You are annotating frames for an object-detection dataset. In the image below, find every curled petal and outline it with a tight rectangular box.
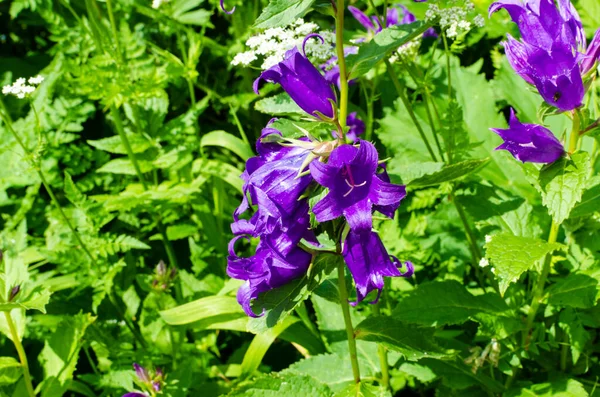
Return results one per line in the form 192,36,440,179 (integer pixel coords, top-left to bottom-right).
302,33,324,57
220,0,235,14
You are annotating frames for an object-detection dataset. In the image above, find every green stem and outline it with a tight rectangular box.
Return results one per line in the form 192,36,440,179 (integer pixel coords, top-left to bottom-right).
108,104,179,269
372,303,390,390
442,33,452,99
105,0,123,63
568,112,581,153
4,311,35,397
385,59,438,162
450,190,482,263
337,263,361,384
522,221,559,348
336,0,349,128
229,105,250,146
560,334,569,371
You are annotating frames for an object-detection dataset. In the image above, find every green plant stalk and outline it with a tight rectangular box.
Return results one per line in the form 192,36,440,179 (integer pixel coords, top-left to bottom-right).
442,33,452,99
105,0,123,63
336,0,349,128
522,221,559,347
4,311,35,397
337,263,361,383
560,333,569,371
385,59,438,162
450,190,482,263
568,112,581,153
372,303,390,390
108,104,179,269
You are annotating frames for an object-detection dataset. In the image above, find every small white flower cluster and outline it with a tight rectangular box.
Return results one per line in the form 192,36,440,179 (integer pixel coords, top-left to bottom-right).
231,19,337,70
389,40,421,63
425,1,485,39
152,0,168,9
2,75,44,99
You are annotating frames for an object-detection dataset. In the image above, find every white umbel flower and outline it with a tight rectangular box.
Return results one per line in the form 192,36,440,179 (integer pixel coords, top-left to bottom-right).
425,0,484,38
152,0,168,9
479,258,490,268
2,75,43,99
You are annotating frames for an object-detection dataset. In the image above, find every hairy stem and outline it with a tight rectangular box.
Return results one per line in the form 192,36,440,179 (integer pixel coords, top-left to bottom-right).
385,59,438,162
336,0,349,128
337,263,361,383
568,111,581,153
372,303,390,389
4,311,35,397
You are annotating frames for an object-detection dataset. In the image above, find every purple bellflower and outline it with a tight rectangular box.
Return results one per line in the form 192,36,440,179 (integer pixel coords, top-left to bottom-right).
490,0,600,111
349,4,437,40
309,140,406,232
330,112,366,142
343,230,413,305
254,47,337,119
490,108,564,163
123,364,163,397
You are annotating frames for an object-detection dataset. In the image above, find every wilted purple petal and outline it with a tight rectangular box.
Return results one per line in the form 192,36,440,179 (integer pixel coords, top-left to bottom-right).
254,47,336,119
349,5,377,32
490,108,564,163
343,230,413,305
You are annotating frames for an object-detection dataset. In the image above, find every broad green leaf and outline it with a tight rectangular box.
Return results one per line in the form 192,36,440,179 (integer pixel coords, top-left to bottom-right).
87,133,153,154
559,308,590,365
570,177,600,218
547,273,599,309
170,0,213,26
38,313,96,397
160,295,246,328
408,158,490,188
398,362,437,383
392,280,509,326
254,0,316,29
578,0,600,31
246,254,340,333
287,353,362,392
240,316,299,378
346,23,430,79
505,378,588,397
96,158,155,175
332,382,391,397
532,152,590,224
201,130,254,161
354,316,452,360
228,372,330,397
0,286,52,314
419,358,504,393
0,357,21,386
255,93,304,116
192,158,243,193
485,233,562,295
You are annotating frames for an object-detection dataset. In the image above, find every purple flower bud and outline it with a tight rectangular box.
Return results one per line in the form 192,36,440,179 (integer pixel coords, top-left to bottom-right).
343,230,413,305
254,47,337,119
309,140,406,232
8,285,20,301
152,382,161,392
220,0,235,14
490,108,564,163
133,363,150,384
349,6,378,33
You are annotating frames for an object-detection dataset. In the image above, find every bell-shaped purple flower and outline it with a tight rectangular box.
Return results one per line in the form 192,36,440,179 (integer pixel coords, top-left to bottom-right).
234,122,314,235
490,108,564,163
346,112,366,142
254,47,336,119
350,4,437,38
343,230,413,305
309,140,406,232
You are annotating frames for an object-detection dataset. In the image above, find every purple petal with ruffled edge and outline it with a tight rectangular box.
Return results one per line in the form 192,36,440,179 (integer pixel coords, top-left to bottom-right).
343,230,413,305
310,140,406,232
349,5,377,32
254,47,336,118
582,29,600,74
220,0,235,14
490,108,564,163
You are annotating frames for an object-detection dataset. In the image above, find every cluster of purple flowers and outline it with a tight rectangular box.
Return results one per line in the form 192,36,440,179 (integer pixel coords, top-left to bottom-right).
228,14,415,315
489,0,600,163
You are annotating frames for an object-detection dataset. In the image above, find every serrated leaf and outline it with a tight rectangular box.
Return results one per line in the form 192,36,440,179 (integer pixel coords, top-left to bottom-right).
534,152,590,224
332,382,391,397
0,357,21,386
246,254,340,333
408,158,490,188
419,358,504,393
485,233,562,295
287,354,359,392
354,316,452,361
392,280,509,326
228,372,330,397
201,130,254,161
255,92,304,116
547,273,598,309
570,177,600,218
505,378,587,397
346,23,430,79
254,0,316,29
559,308,590,365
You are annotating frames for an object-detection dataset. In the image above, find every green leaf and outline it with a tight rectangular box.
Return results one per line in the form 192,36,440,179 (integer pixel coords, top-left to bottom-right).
559,308,590,365
578,0,600,31
332,382,391,397
419,358,504,393
570,177,600,218
505,378,588,397
0,357,21,386
246,254,340,333
255,93,304,116
287,354,361,392
201,130,254,161
485,233,562,295
170,0,213,26
354,316,452,360
87,133,153,154
254,0,316,29
346,23,430,79
408,158,490,188
228,372,331,397
192,158,243,193
392,280,509,326
160,295,247,330
38,313,96,397
547,273,599,309
532,152,590,224
96,158,155,175
240,316,299,378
